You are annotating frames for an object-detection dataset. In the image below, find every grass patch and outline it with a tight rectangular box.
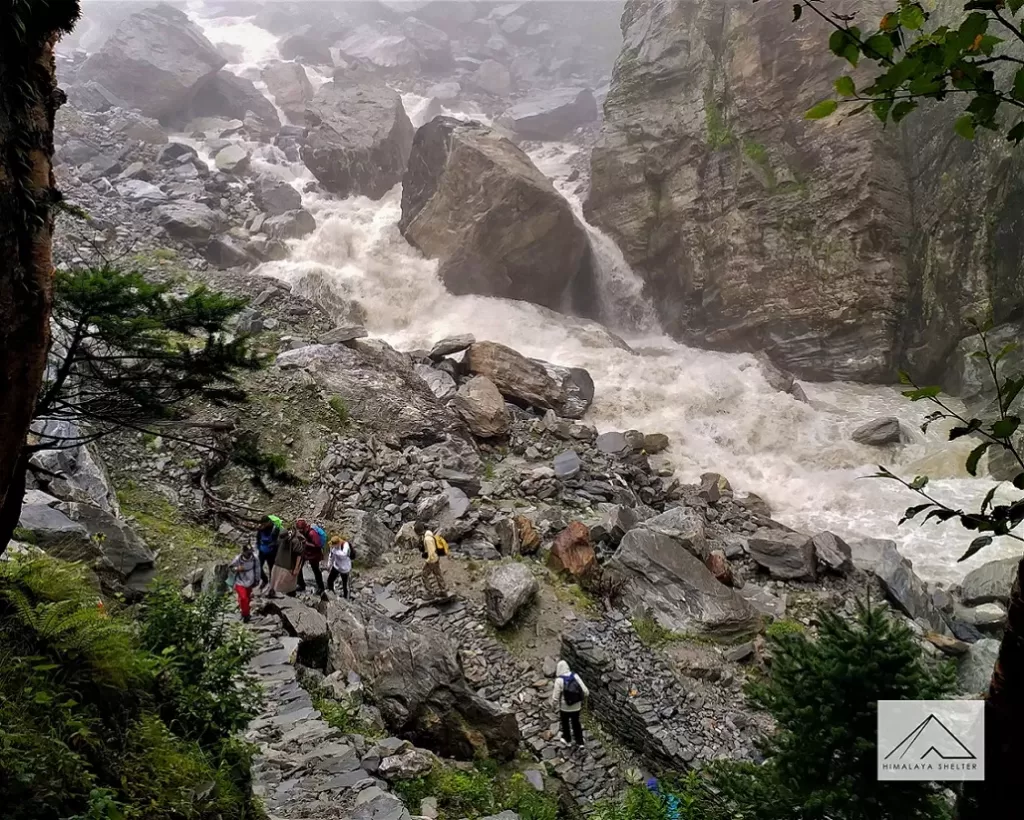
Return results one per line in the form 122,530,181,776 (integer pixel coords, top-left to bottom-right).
631,615,684,648
483,460,496,481
549,574,599,614
705,96,734,149
311,690,384,739
328,395,349,425
116,479,231,579
765,618,807,640
393,764,557,820
12,527,37,545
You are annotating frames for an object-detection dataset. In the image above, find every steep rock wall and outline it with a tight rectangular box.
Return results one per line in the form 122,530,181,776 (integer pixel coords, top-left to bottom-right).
586,0,1024,382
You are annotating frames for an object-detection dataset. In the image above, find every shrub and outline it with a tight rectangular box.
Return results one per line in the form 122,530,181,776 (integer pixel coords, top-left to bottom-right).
393,764,559,820
630,615,681,648
0,556,260,820
329,395,349,424
763,618,805,640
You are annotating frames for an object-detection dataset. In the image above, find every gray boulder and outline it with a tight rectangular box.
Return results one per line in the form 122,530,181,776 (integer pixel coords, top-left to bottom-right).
213,144,251,175
77,4,226,122
608,529,759,639
302,81,414,200
415,364,457,402
335,509,394,566
326,600,521,760
261,60,314,124
959,557,1020,606
596,431,628,455
264,209,317,240
429,334,476,359
176,70,280,137
401,17,453,72
59,502,156,594
639,507,708,559
553,450,582,480
874,543,951,635
337,25,422,74
748,529,816,581
485,563,539,627
849,537,897,574
276,341,469,445
254,176,302,216
497,87,598,139
29,421,119,513
958,638,1000,694
453,375,510,438
399,118,592,312
116,180,167,205
474,59,512,96
852,417,907,446
17,504,94,562
464,342,570,414
155,202,223,241
811,531,853,574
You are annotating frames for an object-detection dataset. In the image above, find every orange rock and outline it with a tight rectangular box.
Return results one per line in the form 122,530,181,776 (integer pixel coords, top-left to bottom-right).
705,549,734,587
547,521,597,579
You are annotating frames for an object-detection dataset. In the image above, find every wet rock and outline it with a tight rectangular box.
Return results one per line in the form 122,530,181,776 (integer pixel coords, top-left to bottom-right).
302,81,414,200
416,364,458,402
958,638,1000,694
453,376,510,438
264,209,317,240
485,563,539,627
213,144,251,175
326,600,521,761
464,342,564,412
596,431,628,455
811,531,853,574
497,87,598,139
852,417,907,446
609,529,759,638
77,4,226,121
429,334,476,360
254,175,302,216
178,70,280,137
748,529,816,581
548,521,597,579
874,543,951,635
643,433,670,454
262,60,314,124
699,472,733,504
959,557,1019,606
399,119,592,312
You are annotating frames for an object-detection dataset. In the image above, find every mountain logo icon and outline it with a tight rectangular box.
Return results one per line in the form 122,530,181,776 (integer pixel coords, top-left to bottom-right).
884,714,977,761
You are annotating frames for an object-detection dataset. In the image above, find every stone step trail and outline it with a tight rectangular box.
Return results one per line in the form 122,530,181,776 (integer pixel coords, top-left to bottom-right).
381,571,627,803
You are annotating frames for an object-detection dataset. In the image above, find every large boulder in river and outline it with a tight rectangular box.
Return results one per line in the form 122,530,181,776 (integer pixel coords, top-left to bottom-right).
851,417,907,446
399,117,593,311
173,70,280,137
301,81,414,200
326,600,521,761
261,60,314,125
77,4,226,122
276,340,469,445
608,529,759,639
497,88,598,140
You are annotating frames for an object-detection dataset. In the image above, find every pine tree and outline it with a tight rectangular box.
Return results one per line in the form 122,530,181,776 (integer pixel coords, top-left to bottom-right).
0,265,288,550
740,601,955,820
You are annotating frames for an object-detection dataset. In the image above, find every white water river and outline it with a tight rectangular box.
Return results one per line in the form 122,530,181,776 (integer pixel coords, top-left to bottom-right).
182,3,1020,585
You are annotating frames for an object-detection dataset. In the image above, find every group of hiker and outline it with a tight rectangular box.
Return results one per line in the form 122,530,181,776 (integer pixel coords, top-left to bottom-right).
228,515,354,623
228,513,593,748
227,516,453,622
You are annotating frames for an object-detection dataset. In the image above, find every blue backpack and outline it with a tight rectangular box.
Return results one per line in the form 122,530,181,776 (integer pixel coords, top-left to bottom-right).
312,525,328,549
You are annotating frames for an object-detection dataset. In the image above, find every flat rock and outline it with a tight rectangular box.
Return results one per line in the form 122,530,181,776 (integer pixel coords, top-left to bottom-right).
497,87,598,139
811,531,853,574
748,529,816,581
415,364,458,402
322,325,369,345
960,557,1019,606
429,334,476,359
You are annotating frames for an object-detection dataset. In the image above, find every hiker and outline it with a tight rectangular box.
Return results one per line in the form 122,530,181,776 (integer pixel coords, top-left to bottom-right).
415,522,449,598
255,514,283,589
551,660,589,748
645,777,681,820
326,535,352,599
268,529,302,598
229,544,259,623
294,518,327,595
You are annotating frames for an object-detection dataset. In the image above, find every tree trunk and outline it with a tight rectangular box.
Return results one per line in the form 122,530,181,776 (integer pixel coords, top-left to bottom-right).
0,30,64,555
959,556,1024,817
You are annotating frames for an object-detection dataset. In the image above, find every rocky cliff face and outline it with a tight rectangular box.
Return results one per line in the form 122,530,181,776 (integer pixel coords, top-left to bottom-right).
586,0,1024,382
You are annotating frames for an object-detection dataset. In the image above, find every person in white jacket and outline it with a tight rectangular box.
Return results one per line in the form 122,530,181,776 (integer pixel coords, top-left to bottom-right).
551,660,589,747
326,536,352,599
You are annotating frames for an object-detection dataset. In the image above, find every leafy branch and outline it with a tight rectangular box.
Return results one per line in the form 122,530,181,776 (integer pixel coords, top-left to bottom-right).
772,0,1024,142
870,319,1024,561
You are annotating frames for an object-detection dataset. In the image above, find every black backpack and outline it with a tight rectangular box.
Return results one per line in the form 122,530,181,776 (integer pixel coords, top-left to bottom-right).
562,674,583,706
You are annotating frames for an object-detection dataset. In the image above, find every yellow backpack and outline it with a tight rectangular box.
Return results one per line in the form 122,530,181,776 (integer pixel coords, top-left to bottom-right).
435,535,450,556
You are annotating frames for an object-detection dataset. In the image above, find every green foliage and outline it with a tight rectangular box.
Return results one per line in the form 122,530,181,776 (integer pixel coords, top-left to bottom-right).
589,774,735,820
876,322,1024,561
784,0,1024,141
0,556,259,820
12,525,37,544
705,96,735,148
139,582,261,748
764,617,806,640
393,765,558,820
310,689,383,739
738,600,956,820
328,395,350,424
631,615,682,648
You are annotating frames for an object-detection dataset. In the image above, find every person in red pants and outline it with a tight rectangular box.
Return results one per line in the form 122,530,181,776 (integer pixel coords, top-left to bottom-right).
229,544,259,623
